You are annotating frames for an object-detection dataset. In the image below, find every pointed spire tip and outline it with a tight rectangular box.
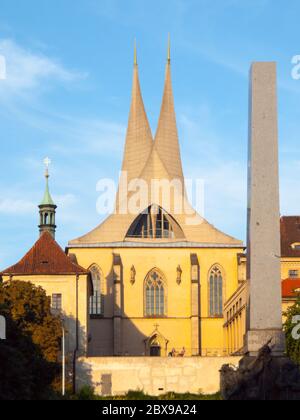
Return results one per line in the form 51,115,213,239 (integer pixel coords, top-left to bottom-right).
134,38,137,66
167,34,171,64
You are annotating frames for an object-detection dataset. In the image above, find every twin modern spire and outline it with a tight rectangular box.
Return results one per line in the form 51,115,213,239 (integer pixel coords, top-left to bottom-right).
120,41,153,185
154,37,184,184
69,43,243,245
120,38,184,189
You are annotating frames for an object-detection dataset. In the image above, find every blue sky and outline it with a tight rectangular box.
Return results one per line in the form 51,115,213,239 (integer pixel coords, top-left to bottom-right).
0,0,300,267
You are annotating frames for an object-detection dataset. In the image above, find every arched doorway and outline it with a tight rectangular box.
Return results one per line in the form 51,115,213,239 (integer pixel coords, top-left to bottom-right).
149,337,161,357
144,328,169,357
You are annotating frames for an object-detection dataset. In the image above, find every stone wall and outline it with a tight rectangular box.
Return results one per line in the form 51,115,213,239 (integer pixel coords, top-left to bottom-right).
76,356,242,396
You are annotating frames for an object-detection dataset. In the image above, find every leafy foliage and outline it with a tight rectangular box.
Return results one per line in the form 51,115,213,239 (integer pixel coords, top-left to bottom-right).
72,386,222,400
283,296,300,365
0,280,62,400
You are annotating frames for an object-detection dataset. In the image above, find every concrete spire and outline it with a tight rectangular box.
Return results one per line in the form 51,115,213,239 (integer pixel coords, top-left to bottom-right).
69,46,243,246
120,42,153,185
134,38,137,66
167,33,171,63
154,37,184,185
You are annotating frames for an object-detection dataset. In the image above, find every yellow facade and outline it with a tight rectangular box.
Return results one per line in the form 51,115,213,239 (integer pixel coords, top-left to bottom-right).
281,258,300,279
59,45,247,359
224,256,300,354
68,245,243,356
1,273,90,356
63,50,247,358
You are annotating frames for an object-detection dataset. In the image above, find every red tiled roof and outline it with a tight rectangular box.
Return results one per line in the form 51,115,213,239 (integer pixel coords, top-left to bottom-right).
0,231,88,276
281,216,300,258
282,278,300,298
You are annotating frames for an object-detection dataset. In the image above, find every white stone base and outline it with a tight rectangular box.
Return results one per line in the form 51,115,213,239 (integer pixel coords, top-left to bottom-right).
76,356,242,396
245,329,285,357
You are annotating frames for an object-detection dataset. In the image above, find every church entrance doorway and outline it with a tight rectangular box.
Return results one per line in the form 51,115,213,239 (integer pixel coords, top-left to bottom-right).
144,327,169,357
150,344,161,357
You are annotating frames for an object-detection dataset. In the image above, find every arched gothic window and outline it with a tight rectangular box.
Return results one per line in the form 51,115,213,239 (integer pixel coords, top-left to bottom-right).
209,265,224,317
145,269,166,317
126,205,185,239
89,265,103,316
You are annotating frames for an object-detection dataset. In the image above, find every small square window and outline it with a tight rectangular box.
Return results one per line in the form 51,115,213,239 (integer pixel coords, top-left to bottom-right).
51,294,62,312
289,270,299,279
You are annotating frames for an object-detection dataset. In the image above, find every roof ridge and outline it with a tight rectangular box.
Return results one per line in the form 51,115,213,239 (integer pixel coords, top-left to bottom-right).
1,231,88,276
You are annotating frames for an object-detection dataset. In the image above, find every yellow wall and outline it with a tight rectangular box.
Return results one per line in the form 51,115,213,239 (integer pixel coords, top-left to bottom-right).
68,245,243,356
4,249,298,358
2,273,90,356
224,261,300,355
5,250,297,358
224,296,296,355
281,258,300,278
239,257,300,282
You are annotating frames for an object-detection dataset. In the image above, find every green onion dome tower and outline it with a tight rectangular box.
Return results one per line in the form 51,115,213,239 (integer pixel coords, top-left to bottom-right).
39,157,57,238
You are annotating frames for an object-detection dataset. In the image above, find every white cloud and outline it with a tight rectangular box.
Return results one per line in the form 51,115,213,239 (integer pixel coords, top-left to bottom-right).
0,198,36,215
0,39,125,159
55,193,77,207
48,116,126,157
0,39,87,98
5,106,126,158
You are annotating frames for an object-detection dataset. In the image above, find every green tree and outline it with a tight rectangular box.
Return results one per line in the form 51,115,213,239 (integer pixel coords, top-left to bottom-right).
283,296,300,365
0,280,62,400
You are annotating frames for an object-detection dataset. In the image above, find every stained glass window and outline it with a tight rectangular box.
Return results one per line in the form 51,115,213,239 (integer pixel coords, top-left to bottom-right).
90,265,103,316
209,266,224,317
145,270,166,317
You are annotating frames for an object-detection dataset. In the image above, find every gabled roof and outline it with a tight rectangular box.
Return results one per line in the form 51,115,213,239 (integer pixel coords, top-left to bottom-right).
69,48,242,247
282,278,300,298
1,231,88,276
281,216,300,257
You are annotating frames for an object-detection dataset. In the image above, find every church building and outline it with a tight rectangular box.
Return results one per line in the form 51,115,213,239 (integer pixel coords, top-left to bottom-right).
2,44,299,367
67,44,244,357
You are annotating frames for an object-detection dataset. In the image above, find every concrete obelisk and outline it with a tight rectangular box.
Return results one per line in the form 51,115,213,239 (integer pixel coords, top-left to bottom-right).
245,62,285,356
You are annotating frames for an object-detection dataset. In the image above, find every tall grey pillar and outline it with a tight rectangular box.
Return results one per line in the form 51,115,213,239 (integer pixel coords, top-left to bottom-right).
245,62,285,356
